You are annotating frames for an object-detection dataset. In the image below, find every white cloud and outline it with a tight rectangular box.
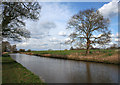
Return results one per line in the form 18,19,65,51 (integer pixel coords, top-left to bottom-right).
91,34,103,38
91,35,97,37
64,37,70,41
115,38,119,41
99,0,119,18
116,32,120,37
17,42,29,47
17,2,120,50
114,33,120,42
16,38,50,50
16,3,73,50
49,37,60,42
109,42,114,46
40,3,72,22
25,2,73,38
111,34,115,37
58,31,67,36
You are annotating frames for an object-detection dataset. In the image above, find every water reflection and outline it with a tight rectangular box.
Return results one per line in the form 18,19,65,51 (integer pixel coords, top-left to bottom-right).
10,53,118,83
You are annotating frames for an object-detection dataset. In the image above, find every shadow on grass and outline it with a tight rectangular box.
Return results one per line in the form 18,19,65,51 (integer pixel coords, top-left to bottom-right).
2,61,17,65
1,83,45,85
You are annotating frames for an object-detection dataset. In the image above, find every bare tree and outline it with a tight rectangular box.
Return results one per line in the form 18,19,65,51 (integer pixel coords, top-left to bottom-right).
67,8,111,54
1,2,41,41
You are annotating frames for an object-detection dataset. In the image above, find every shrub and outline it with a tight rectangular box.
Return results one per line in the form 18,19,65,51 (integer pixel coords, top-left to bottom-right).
19,49,25,52
89,51,93,54
108,53,112,56
70,47,74,50
27,49,31,52
2,53,10,57
13,51,19,53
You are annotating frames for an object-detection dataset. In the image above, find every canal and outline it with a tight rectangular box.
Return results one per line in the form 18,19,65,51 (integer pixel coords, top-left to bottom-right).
10,53,118,83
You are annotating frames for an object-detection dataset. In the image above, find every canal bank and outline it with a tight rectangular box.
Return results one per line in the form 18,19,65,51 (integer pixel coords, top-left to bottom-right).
21,50,120,65
2,54,44,84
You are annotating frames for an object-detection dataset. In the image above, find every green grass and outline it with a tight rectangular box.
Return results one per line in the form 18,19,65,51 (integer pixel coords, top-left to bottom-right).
25,49,116,56
2,54,44,84
28,50,86,55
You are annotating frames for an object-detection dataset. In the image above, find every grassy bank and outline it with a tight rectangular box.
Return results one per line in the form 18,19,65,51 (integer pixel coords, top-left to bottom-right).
2,54,44,84
22,49,119,65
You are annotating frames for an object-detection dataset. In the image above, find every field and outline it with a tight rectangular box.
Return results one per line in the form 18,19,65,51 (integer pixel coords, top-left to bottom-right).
22,49,119,65
2,54,44,84
26,49,116,55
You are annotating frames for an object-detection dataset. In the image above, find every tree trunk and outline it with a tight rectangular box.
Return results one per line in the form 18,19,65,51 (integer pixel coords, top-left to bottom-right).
86,39,90,54
86,47,90,54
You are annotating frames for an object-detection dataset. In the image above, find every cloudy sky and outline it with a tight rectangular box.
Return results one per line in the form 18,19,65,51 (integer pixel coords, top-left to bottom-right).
14,0,119,50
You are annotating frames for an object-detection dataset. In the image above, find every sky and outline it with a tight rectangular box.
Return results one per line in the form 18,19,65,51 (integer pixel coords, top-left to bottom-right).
12,0,119,50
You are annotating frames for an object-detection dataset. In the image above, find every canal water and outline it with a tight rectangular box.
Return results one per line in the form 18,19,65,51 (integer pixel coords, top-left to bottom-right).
10,53,118,83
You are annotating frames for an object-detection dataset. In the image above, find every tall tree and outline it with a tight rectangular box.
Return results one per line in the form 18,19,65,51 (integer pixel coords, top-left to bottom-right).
67,8,111,54
1,2,41,41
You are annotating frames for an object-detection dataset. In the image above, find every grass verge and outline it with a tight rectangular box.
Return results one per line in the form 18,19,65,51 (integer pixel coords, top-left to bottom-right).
2,54,44,84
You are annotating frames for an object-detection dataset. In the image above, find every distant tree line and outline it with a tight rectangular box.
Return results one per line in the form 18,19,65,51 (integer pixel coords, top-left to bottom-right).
19,49,31,52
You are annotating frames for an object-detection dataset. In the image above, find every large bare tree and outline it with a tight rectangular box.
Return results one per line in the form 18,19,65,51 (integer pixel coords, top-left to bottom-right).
1,2,41,41
67,8,111,54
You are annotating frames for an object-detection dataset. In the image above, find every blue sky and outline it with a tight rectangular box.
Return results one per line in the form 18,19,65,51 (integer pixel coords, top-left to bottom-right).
15,0,119,50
